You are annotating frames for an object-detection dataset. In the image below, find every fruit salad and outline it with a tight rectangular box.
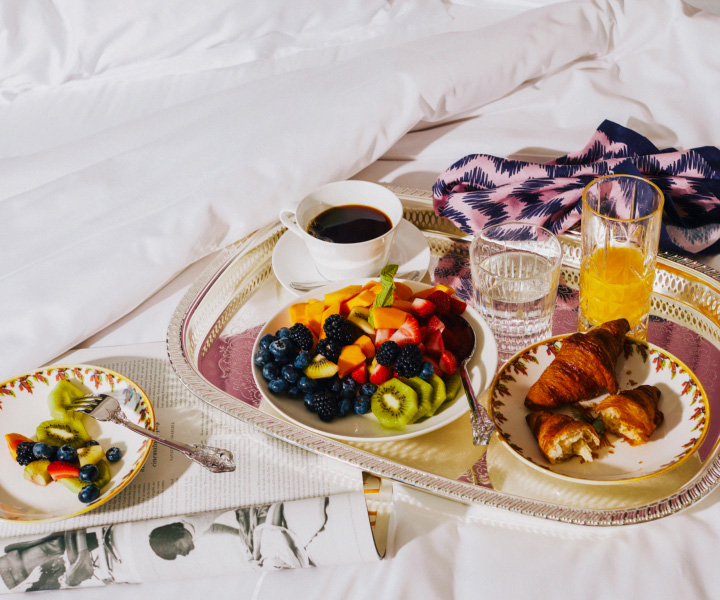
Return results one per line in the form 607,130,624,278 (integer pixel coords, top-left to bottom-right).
6,380,123,504
254,265,470,429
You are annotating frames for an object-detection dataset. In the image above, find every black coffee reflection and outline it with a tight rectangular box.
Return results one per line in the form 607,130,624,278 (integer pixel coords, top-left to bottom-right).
307,205,392,244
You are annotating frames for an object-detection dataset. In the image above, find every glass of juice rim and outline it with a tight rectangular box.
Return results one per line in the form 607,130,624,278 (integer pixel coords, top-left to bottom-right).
578,174,665,340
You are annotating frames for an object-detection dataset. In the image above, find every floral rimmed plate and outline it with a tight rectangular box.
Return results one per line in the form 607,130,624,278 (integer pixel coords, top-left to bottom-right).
489,336,710,484
252,279,499,442
0,364,155,522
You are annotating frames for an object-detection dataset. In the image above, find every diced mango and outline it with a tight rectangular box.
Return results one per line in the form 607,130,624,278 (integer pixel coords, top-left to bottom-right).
392,299,413,312
394,282,413,301
289,302,308,325
322,302,341,326
371,283,383,294
412,284,456,300
337,344,367,378
354,335,376,359
346,289,376,310
371,306,409,330
361,280,378,291
306,302,325,337
324,285,363,307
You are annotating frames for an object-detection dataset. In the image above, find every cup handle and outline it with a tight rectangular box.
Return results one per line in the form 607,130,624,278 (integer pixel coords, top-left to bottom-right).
279,209,305,238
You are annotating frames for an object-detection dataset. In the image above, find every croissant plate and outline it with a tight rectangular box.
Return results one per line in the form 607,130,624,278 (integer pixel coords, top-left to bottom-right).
524,318,630,410
526,411,600,464
596,385,663,446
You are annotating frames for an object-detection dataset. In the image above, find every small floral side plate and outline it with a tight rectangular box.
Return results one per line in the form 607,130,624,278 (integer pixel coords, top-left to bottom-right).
489,336,710,484
0,364,155,522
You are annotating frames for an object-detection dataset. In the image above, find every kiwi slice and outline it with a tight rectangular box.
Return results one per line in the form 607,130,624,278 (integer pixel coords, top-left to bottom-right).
371,378,418,429
444,372,463,403
36,419,90,449
24,460,52,486
348,307,375,336
403,377,434,423
48,380,86,421
425,374,447,417
78,444,105,466
303,355,339,379
61,459,111,494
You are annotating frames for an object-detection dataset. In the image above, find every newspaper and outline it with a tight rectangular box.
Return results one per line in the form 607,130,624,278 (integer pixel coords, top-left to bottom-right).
0,343,391,593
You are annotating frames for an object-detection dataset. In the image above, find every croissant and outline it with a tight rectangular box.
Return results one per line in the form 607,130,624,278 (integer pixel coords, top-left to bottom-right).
596,385,663,446
526,411,600,464
524,318,630,410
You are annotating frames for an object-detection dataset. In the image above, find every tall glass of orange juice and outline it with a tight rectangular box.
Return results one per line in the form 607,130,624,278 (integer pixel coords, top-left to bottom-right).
578,175,664,340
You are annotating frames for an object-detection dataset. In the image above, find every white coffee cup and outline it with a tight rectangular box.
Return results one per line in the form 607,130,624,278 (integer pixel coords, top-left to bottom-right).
279,181,403,281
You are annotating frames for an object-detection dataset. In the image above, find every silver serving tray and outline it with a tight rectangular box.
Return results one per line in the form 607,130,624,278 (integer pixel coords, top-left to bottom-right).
167,186,720,526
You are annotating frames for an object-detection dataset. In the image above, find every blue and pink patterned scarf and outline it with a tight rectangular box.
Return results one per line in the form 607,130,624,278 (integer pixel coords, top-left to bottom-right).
433,120,720,255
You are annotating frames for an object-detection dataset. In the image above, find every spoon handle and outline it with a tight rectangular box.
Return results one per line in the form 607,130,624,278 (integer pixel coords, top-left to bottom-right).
460,363,496,445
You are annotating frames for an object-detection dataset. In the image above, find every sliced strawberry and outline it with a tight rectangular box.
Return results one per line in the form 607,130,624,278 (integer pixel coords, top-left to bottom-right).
411,297,436,320
450,295,467,315
46,461,80,481
425,291,452,315
389,315,421,347
374,328,396,347
426,315,446,336
439,350,458,376
369,362,393,386
425,329,446,358
418,342,426,355
351,363,368,385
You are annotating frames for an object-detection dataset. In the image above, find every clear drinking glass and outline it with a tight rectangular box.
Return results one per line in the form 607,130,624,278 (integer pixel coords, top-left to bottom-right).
470,222,563,363
578,175,664,340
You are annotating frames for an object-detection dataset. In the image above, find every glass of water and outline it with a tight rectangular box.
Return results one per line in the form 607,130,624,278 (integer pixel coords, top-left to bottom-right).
470,222,563,363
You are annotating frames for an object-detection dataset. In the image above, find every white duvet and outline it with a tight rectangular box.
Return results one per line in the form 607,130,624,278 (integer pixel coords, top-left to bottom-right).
1,0,719,380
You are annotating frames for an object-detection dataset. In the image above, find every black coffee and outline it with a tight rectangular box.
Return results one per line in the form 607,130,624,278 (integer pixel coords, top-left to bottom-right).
307,205,392,244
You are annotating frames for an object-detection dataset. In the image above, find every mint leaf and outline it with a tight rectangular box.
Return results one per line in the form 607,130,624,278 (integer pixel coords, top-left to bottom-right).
368,264,398,328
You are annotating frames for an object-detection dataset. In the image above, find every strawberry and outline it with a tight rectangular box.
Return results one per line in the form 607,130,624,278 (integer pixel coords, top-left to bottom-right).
425,315,446,336
425,291,452,315
411,297,436,320
441,327,459,353
389,315,421,347
425,329,445,358
419,326,428,342
450,295,467,314
374,328,396,347
439,350,458,376
47,461,80,481
369,362,393,385
351,363,368,385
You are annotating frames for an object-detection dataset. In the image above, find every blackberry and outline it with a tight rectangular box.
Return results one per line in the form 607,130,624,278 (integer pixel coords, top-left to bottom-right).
375,341,400,367
323,314,357,346
15,442,37,466
314,392,339,422
288,323,314,351
315,338,341,364
395,344,423,378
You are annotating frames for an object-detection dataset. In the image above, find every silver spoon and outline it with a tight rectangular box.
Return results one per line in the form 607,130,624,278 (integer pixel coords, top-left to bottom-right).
290,270,421,292
444,313,496,445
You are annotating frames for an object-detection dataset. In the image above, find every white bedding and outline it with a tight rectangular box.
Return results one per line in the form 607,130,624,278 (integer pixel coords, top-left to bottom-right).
3,0,720,598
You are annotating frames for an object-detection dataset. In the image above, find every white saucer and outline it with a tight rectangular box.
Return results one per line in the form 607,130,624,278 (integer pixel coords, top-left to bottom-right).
273,219,431,296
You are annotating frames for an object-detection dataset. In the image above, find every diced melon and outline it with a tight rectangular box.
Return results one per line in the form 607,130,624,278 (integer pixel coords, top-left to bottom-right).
289,302,308,325
324,285,363,307
354,335,376,358
337,345,367,378
371,307,409,330
346,289,376,310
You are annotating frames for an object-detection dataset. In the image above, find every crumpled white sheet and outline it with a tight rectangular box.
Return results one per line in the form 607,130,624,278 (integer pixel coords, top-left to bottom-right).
0,0,629,378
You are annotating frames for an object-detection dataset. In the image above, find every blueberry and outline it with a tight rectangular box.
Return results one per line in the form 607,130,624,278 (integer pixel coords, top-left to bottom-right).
287,386,302,398
327,377,342,394
354,395,371,414
294,351,312,370
78,484,100,504
269,338,293,358
106,447,122,462
56,445,78,463
342,377,357,392
253,349,273,366
360,383,377,397
338,397,352,418
281,365,300,384
304,393,318,413
419,361,435,380
262,363,281,381
32,442,58,461
84,440,100,447
341,388,356,401
276,327,291,339
79,464,100,483
273,353,293,365
259,334,276,350
298,376,316,393
268,378,288,394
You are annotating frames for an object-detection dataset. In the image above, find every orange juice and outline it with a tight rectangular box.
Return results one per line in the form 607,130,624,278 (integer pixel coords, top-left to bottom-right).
579,246,653,329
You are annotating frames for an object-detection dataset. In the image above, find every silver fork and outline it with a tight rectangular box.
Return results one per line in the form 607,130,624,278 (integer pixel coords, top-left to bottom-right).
71,394,236,473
